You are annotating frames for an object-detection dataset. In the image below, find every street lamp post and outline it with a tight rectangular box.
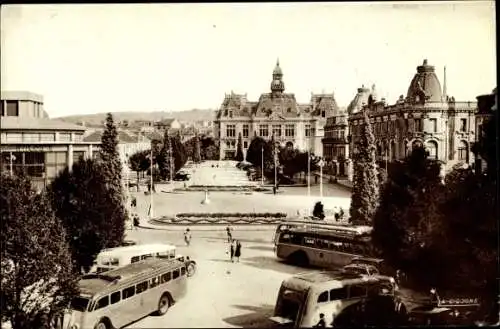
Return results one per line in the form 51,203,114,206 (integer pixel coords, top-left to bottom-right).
9,152,16,176
319,158,324,199
261,146,264,185
307,149,311,197
149,148,154,219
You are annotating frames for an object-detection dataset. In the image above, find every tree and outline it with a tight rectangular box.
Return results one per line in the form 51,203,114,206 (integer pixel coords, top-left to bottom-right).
48,158,127,272
235,133,244,162
1,173,78,329
171,132,187,171
193,133,202,163
99,113,123,189
158,130,173,180
349,110,379,225
128,150,150,191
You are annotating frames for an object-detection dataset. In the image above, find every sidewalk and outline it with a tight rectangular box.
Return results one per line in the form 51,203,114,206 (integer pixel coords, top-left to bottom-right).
138,218,278,232
311,171,353,191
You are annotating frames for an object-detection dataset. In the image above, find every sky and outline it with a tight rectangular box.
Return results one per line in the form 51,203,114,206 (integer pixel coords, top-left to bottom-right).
1,2,496,118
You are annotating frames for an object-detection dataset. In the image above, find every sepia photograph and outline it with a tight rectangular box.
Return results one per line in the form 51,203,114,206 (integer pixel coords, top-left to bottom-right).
0,1,497,328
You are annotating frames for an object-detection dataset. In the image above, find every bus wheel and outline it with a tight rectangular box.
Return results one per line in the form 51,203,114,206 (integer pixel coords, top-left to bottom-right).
290,251,309,267
94,319,110,329
157,293,171,315
187,263,196,277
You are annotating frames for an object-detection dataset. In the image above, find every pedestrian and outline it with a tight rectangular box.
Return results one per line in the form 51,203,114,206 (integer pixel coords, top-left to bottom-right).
226,225,232,243
230,241,235,262
133,214,139,230
429,288,440,307
234,240,242,262
184,228,191,246
314,313,326,328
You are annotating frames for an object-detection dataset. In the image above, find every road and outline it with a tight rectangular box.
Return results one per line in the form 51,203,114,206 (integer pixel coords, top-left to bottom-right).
124,227,308,328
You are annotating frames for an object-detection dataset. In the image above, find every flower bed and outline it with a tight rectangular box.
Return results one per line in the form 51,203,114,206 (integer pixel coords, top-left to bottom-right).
151,212,287,225
174,185,271,192
177,212,286,218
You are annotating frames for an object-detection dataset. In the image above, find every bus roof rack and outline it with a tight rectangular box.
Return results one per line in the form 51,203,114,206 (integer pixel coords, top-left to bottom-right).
81,273,122,282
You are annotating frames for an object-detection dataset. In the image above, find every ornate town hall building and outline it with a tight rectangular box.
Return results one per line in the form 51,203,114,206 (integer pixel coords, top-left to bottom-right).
348,59,477,175
214,60,340,160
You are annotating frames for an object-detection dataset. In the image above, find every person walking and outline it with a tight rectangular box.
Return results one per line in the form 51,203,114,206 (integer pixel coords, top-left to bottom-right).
226,225,233,243
234,240,242,262
229,241,235,262
314,313,326,328
184,228,191,246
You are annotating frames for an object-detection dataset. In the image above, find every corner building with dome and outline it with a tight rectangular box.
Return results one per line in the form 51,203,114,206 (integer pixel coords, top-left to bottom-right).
214,60,341,160
347,59,477,173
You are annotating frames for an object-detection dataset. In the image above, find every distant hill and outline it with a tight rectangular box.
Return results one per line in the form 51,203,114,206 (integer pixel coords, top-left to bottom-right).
57,109,216,126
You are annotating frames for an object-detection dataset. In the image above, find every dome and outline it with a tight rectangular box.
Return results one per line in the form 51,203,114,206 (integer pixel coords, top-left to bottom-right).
271,79,285,93
406,59,443,104
347,85,372,114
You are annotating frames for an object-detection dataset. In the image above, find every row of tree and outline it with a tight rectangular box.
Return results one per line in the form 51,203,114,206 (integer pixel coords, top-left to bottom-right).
245,136,320,181
1,113,128,329
350,108,497,320
128,133,219,184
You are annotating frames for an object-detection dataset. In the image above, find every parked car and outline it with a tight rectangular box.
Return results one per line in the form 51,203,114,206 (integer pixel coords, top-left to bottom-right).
174,172,190,181
408,294,482,325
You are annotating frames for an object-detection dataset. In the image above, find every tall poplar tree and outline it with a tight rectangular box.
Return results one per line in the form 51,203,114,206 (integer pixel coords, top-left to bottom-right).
193,132,202,163
235,132,244,162
349,109,379,225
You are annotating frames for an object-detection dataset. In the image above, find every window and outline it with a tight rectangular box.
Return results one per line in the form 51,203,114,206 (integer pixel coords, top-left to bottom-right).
131,256,140,263
5,101,19,116
122,286,135,299
272,124,282,137
136,281,148,294
349,285,367,298
160,272,171,283
259,125,269,137
426,141,438,160
110,292,120,304
330,287,348,300
226,125,236,137
460,118,467,132
181,267,186,276
243,141,248,148
242,124,249,137
285,124,295,137
23,133,39,143
40,133,55,142
414,119,422,132
73,151,85,164
6,133,22,143
150,276,159,288
59,133,71,142
458,141,468,161
173,269,180,279
317,291,329,303
0,101,3,116
430,118,437,133
94,296,109,311
305,124,311,137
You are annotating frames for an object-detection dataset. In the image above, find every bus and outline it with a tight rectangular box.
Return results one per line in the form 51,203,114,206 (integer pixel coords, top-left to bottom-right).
274,224,375,268
270,270,405,327
63,258,188,329
90,243,196,277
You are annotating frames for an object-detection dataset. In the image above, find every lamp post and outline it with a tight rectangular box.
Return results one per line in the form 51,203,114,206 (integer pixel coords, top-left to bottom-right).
319,157,324,199
261,146,264,185
9,152,16,176
149,148,154,219
307,149,311,197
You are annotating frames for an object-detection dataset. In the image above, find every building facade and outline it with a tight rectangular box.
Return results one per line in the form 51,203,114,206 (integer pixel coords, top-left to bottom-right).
474,87,497,174
322,111,349,176
214,60,340,160
348,60,477,173
0,91,95,190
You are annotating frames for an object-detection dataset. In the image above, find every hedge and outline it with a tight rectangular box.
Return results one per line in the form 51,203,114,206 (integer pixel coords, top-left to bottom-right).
176,212,287,218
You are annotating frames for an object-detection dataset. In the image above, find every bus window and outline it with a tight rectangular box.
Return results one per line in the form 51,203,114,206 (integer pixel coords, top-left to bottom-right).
136,281,148,294
110,258,119,266
291,234,302,245
349,285,367,298
150,277,159,288
122,286,135,299
131,256,140,263
160,272,171,284
94,296,109,311
110,291,120,305
173,269,180,279
330,287,348,300
181,267,186,276
304,238,315,246
279,233,291,243
317,291,328,303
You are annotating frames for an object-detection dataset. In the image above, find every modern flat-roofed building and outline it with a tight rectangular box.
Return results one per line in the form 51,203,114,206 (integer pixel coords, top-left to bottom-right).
0,91,95,190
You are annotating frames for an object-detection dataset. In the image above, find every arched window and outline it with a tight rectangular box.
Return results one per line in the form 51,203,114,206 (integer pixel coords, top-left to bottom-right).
458,141,468,161
426,140,438,160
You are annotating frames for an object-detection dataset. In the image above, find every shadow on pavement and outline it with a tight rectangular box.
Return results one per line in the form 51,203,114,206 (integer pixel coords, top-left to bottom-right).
198,236,271,244
241,256,307,275
223,304,275,328
208,258,233,263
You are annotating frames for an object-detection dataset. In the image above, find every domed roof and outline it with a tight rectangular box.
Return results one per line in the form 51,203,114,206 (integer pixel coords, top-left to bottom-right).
347,85,372,114
406,59,442,104
271,79,285,91
273,59,283,76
